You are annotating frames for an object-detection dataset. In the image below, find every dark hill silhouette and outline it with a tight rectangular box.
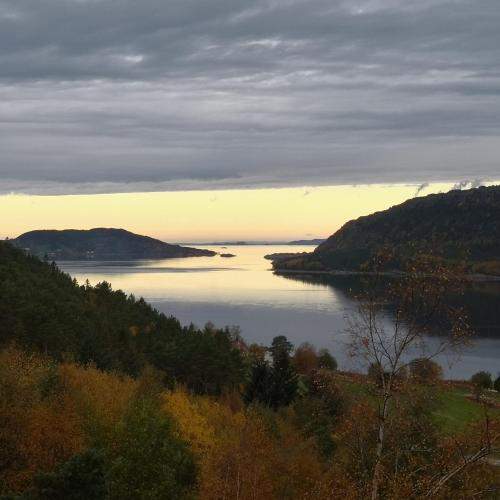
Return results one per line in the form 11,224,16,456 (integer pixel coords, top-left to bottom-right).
13,228,216,260
273,186,500,275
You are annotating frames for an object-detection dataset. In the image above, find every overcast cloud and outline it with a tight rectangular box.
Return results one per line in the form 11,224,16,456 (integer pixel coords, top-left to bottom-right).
1,0,499,194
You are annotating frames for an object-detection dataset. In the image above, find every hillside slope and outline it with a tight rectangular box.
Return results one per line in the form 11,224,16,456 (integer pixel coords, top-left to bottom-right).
0,241,243,392
273,186,500,273
13,228,216,260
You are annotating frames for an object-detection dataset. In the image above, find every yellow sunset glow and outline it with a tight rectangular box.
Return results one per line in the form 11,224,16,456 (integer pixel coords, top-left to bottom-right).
0,182,494,242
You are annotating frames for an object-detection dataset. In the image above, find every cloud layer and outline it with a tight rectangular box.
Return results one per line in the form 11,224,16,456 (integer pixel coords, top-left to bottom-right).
1,0,499,194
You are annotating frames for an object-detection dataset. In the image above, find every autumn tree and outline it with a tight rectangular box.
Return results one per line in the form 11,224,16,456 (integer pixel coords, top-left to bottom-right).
293,342,318,375
345,254,492,499
0,346,86,494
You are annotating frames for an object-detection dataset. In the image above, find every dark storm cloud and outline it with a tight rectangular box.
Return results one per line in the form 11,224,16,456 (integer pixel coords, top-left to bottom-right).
0,0,499,194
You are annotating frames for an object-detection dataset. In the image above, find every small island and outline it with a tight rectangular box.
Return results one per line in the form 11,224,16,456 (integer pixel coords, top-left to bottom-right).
220,253,236,258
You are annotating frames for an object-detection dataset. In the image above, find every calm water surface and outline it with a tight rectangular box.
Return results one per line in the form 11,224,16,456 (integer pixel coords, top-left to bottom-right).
58,245,500,379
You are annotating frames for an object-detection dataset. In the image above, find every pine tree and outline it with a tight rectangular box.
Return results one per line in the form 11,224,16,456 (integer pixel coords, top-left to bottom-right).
269,336,298,408
243,359,273,406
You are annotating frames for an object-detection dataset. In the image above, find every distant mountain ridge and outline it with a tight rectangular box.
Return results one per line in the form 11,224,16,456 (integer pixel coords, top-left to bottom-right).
273,186,500,275
13,228,216,260
181,239,325,246
288,238,326,245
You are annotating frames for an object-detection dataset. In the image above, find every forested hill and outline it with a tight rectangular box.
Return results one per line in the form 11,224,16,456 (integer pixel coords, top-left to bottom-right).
12,228,216,260
0,241,243,394
273,185,500,274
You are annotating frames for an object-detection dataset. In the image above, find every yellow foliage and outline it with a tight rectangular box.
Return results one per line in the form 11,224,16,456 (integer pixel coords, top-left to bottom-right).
163,385,331,499
199,408,277,500
0,346,51,491
163,389,216,458
0,346,85,492
59,362,137,446
0,346,137,493
0,346,336,499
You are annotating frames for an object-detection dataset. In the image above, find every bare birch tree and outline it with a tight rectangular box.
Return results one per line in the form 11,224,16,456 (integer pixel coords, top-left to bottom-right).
345,253,491,499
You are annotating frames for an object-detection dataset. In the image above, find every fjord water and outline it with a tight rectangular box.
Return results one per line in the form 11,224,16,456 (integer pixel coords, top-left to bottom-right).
58,245,500,380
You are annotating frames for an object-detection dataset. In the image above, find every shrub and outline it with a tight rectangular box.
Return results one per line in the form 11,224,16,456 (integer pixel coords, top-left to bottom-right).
409,358,443,383
470,371,492,390
317,348,337,371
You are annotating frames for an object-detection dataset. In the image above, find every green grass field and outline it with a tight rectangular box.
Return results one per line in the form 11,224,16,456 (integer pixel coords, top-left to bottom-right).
337,374,500,434
434,387,486,432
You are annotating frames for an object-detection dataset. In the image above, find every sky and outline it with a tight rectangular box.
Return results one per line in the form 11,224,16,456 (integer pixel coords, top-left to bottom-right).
1,181,495,242
1,0,499,239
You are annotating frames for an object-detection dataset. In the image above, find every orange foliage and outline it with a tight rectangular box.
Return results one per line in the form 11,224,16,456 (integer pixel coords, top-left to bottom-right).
0,346,136,493
200,407,279,500
5,345,495,499
0,345,51,491
164,389,330,499
293,342,319,375
0,346,85,492
19,393,85,480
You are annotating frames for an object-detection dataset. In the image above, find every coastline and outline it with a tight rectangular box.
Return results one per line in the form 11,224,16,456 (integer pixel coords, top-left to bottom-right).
272,268,500,282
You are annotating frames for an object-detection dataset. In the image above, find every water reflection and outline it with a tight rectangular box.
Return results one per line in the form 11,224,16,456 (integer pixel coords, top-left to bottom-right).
276,271,500,339
57,245,500,379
